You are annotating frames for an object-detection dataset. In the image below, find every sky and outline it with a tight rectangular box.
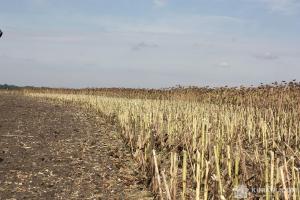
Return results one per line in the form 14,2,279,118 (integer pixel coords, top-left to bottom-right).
0,0,300,88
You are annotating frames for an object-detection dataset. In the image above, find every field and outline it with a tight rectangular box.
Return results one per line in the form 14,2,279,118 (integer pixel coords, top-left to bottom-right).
1,83,300,199
0,93,152,199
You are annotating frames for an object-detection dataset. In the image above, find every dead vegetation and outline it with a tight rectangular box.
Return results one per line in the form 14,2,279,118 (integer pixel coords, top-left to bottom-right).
11,82,300,199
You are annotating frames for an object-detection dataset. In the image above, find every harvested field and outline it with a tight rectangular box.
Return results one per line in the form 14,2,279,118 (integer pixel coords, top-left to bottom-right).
0,93,153,200
23,85,300,199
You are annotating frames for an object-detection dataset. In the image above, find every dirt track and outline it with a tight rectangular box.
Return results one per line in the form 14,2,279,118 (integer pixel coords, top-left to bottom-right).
0,93,153,200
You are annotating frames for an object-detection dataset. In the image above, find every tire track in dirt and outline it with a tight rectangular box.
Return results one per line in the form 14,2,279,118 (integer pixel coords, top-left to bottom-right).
0,93,153,200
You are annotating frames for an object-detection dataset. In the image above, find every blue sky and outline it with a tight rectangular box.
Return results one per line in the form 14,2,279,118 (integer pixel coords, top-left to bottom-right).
0,0,300,88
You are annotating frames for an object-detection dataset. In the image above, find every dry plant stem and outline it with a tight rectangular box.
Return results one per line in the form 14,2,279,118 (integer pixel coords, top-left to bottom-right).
280,167,289,200
162,170,172,200
265,152,270,200
153,150,164,200
234,156,240,187
170,152,178,200
275,158,280,200
182,150,187,200
195,150,201,200
203,160,209,200
291,157,296,200
270,151,274,198
214,146,223,198
226,145,232,178
170,152,174,197
283,152,290,189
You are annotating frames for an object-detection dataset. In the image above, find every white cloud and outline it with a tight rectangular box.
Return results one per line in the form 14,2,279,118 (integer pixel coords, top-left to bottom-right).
260,0,300,14
118,14,246,35
217,61,231,68
131,42,159,51
254,52,279,60
153,0,168,7
29,0,48,6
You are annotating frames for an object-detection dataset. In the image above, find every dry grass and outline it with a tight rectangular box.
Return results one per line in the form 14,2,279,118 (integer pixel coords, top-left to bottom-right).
21,83,300,199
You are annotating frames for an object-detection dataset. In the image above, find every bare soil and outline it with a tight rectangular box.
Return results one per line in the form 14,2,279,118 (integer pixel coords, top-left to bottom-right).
0,93,153,200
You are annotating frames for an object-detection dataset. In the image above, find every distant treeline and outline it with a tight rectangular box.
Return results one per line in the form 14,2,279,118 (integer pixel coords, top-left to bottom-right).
0,84,20,89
